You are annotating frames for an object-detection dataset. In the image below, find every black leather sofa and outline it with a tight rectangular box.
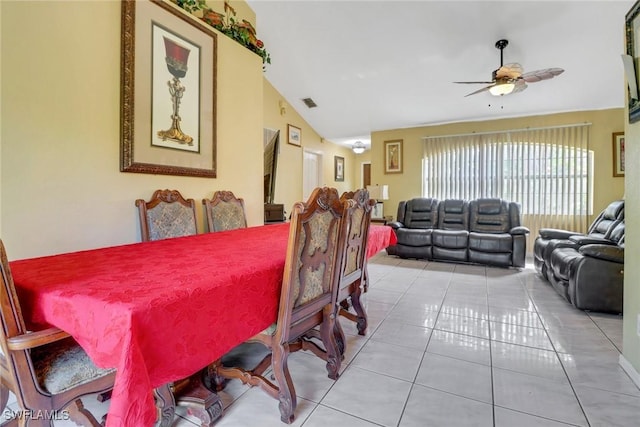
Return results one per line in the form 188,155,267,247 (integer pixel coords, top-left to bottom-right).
386,198,529,268
533,200,625,313
533,200,624,279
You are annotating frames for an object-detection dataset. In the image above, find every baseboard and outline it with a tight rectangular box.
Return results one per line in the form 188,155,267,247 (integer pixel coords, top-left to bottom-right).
619,354,640,390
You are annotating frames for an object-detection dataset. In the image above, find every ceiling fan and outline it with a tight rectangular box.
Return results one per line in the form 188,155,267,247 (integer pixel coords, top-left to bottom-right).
454,39,564,97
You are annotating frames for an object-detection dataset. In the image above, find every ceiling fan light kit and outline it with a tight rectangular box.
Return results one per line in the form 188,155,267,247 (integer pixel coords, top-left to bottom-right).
454,39,564,97
489,82,515,96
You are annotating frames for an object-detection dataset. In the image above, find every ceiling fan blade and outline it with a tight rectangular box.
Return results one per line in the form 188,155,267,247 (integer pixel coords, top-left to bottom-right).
512,79,528,93
464,85,493,97
453,81,495,84
496,63,523,79
521,67,564,83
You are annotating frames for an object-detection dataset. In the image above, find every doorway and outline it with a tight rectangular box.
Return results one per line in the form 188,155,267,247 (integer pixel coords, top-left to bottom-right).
303,149,322,200
362,162,371,188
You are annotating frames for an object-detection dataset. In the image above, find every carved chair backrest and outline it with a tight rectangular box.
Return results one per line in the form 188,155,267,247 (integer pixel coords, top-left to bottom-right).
338,190,375,290
0,240,45,405
275,187,352,344
203,190,248,232
135,189,197,241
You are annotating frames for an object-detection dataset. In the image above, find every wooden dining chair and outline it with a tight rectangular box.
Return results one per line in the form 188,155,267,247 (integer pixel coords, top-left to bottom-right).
334,189,376,356
211,187,353,423
202,190,248,232
0,240,116,427
135,189,197,241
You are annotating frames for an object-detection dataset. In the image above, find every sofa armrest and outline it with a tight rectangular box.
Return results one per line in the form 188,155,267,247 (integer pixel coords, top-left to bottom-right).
579,244,624,264
538,228,581,240
569,235,613,246
387,221,404,230
510,226,530,235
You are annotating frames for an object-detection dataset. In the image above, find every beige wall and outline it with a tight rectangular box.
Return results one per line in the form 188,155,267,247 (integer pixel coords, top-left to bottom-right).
262,80,357,214
370,109,626,222
1,0,263,259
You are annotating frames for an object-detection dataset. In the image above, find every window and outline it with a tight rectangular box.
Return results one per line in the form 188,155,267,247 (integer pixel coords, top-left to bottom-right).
423,125,592,248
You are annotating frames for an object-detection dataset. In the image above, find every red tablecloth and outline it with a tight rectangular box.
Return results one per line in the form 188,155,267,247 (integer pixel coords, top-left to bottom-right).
9,223,395,426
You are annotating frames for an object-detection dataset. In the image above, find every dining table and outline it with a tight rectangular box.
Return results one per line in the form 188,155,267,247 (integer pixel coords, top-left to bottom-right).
9,222,396,427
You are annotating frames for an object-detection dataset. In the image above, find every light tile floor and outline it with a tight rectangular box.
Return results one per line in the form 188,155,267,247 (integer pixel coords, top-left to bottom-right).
3,254,639,426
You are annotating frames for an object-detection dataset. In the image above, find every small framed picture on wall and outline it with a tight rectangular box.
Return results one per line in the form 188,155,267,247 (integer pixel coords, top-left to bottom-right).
334,156,344,181
384,139,403,174
287,124,301,147
612,132,625,177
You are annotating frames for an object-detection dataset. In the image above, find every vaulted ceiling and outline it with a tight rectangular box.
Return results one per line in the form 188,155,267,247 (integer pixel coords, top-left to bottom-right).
248,0,634,150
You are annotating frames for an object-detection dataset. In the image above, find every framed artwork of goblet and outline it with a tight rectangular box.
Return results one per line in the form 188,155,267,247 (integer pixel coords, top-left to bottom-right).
120,0,217,177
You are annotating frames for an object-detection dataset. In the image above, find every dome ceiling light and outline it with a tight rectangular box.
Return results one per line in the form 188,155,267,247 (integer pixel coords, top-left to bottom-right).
352,140,365,154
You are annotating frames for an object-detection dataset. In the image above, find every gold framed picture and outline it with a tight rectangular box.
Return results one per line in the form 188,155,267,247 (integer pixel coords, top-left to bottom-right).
384,139,403,174
120,0,217,177
612,132,625,177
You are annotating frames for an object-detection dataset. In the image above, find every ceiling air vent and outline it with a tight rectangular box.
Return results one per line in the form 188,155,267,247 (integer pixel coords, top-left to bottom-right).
302,98,317,108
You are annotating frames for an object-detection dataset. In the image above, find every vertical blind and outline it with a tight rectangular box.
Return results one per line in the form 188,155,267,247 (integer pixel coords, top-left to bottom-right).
422,124,592,253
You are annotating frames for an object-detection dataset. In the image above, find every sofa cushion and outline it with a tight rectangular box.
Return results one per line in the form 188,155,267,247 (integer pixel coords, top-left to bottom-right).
468,232,512,253
432,246,467,262
550,247,582,281
432,229,468,249
601,200,624,222
477,199,502,215
437,199,469,230
395,228,433,247
469,199,510,233
404,198,438,229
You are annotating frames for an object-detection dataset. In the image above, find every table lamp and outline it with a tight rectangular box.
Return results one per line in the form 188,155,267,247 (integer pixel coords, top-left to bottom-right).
366,184,389,219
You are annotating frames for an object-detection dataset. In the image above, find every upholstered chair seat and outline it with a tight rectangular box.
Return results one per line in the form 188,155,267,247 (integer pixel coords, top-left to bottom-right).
31,337,115,394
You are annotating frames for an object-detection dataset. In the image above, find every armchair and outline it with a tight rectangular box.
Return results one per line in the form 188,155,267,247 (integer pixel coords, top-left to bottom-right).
0,240,115,426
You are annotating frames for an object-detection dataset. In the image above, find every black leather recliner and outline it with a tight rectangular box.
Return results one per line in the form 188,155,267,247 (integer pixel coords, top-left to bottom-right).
467,199,529,268
546,221,625,313
533,200,624,278
386,198,438,259
432,200,469,262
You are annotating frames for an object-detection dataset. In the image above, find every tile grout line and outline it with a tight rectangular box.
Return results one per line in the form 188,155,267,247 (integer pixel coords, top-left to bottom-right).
396,259,449,427
519,266,593,427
